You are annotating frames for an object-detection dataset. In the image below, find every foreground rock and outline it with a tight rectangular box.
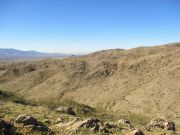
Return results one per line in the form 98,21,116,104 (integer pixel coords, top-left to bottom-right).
103,122,117,129
0,119,17,135
15,114,51,132
146,118,175,131
58,117,110,133
118,119,134,129
56,106,76,115
67,117,101,130
126,129,144,135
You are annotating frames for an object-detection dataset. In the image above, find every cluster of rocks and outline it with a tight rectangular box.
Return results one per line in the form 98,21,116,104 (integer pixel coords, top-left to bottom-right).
0,114,53,135
56,116,177,135
56,117,145,134
0,113,176,135
14,114,51,132
57,117,111,133
146,118,175,132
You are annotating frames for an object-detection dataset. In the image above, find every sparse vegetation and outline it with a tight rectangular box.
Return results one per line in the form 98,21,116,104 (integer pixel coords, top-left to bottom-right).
0,43,180,134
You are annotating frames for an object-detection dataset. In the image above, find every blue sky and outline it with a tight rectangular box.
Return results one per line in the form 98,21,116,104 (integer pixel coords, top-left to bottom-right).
0,0,180,53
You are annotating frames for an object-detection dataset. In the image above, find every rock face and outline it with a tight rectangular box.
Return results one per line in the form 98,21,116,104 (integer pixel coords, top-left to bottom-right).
56,106,76,115
127,129,144,135
15,114,49,132
146,118,175,131
118,119,134,129
0,119,16,135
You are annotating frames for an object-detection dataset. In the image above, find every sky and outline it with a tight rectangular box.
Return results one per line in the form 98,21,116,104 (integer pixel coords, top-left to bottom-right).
0,0,180,53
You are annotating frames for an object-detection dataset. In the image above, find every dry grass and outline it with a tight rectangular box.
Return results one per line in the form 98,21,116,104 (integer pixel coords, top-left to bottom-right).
0,43,180,134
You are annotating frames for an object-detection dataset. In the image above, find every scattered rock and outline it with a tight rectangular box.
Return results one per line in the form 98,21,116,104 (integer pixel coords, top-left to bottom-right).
126,129,144,135
56,106,76,115
75,105,95,115
60,117,110,133
146,118,175,131
15,114,50,132
103,122,117,129
118,119,134,129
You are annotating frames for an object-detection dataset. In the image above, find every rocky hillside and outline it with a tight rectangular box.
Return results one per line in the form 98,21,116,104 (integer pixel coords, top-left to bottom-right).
0,42,180,121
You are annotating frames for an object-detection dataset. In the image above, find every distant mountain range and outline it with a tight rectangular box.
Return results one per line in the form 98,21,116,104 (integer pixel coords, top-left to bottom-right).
0,48,74,59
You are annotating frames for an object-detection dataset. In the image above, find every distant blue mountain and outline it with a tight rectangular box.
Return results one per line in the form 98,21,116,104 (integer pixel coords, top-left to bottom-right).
0,48,73,59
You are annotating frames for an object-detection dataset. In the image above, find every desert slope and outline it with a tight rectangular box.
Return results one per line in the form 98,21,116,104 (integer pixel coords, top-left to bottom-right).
0,43,180,120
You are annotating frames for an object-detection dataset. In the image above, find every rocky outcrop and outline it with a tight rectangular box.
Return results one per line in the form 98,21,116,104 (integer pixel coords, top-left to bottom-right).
15,114,50,132
146,118,175,131
58,117,110,133
66,117,101,130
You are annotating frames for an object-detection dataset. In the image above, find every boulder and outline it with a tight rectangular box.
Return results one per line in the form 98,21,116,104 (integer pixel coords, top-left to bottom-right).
81,117,101,129
164,121,175,131
64,117,110,133
126,129,144,135
15,114,49,132
0,119,16,135
66,117,101,130
15,114,39,126
56,106,76,115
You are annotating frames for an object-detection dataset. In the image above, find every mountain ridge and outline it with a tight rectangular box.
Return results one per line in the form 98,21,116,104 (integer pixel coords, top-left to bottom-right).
0,48,74,59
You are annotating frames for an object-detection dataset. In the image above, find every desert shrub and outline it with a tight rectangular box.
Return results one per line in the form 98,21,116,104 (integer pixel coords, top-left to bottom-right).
12,68,20,76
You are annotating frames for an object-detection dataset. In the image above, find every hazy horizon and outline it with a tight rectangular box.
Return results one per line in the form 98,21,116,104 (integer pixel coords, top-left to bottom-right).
0,41,179,54
0,0,180,53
